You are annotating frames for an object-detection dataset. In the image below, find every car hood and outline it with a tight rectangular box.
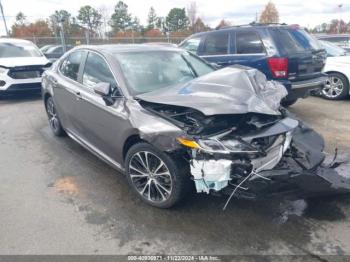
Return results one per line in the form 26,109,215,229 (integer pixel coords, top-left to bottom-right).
0,56,50,68
136,66,288,116
326,55,350,65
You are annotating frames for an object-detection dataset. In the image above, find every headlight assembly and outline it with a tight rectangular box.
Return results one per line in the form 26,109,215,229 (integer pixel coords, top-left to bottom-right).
177,136,259,154
198,138,259,154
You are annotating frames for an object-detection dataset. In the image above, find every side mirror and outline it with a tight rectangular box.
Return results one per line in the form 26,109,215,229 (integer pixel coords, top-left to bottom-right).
93,82,111,97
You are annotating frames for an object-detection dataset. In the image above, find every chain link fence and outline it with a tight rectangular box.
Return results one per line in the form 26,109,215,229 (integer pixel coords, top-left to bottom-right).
19,36,187,48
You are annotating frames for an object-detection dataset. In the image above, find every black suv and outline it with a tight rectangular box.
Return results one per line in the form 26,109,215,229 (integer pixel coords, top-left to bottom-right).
179,24,327,106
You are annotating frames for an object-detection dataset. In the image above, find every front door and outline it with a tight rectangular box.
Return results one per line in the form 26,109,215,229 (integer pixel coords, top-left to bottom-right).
74,51,128,165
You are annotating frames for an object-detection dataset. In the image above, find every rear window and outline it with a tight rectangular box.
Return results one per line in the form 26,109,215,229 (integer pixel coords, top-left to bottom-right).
202,33,229,55
272,28,322,53
236,31,265,54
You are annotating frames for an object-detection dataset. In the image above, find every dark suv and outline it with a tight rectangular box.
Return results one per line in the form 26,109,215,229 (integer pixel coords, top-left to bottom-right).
179,24,327,105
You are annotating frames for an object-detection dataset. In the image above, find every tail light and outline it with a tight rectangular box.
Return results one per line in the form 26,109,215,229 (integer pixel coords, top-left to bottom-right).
268,57,288,78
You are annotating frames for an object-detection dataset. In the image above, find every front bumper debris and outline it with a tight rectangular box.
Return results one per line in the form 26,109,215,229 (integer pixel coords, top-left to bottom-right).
188,117,350,207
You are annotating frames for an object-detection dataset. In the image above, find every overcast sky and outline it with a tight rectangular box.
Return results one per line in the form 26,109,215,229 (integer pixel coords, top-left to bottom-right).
0,0,349,35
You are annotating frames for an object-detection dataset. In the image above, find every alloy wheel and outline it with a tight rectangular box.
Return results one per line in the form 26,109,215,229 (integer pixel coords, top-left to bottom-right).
323,76,344,99
128,151,173,203
46,98,60,132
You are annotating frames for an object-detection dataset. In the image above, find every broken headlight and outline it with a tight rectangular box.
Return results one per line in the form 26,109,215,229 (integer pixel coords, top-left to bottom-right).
197,138,259,154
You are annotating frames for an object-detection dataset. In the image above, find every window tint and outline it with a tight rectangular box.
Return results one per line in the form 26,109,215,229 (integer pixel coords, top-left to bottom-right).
236,31,265,54
181,37,201,53
272,28,322,53
82,52,117,89
202,33,229,55
271,29,304,53
288,29,321,50
60,51,82,81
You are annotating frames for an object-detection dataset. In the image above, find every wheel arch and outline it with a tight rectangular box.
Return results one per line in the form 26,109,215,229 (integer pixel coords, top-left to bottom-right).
122,134,145,162
324,71,350,84
43,92,51,104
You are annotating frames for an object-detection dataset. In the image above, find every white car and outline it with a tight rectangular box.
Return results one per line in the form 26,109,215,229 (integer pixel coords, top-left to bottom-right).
0,38,51,96
320,40,350,100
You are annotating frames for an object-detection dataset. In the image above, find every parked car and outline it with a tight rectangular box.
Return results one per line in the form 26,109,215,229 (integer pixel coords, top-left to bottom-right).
318,40,350,99
317,35,350,52
0,38,51,96
179,24,328,106
43,45,73,62
42,44,350,208
40,44,55,53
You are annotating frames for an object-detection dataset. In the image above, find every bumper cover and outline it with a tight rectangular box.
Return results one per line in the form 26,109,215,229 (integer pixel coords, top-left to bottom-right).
0,82,42,94
281,75,327,101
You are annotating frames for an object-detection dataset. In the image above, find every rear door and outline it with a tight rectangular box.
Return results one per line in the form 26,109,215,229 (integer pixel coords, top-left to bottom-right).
54,50,86,134
231,30,268,76
270,27,326,82
198,31,232,67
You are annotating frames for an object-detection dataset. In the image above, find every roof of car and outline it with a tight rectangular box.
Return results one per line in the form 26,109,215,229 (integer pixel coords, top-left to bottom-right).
0,37,34,44
187,23,299,38
73,44,182,54
317,34,350,39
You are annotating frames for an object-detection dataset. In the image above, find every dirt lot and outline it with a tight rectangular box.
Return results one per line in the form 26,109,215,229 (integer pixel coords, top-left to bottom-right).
0,95,350,258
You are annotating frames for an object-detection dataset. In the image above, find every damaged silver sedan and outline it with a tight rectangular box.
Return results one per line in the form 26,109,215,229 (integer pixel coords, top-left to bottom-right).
42,44,350,208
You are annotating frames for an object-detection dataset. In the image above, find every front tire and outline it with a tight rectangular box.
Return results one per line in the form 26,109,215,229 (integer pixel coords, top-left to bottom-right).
322,73,349,100
45,96,65,136
125,142,190,208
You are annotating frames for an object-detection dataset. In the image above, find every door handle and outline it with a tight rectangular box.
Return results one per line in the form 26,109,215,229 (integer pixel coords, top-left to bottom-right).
75,91,83,101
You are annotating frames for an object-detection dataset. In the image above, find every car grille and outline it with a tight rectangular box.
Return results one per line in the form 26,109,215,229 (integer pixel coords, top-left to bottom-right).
8,70,42,79
8,66,44,79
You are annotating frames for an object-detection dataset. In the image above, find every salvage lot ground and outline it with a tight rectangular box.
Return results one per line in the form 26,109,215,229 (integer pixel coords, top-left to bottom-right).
1,95,350,257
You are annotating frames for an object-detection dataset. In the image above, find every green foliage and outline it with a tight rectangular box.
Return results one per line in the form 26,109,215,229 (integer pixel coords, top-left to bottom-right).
110,1,132,32
77,5,102,33
147,7,158,30
15,12,26,25
165,8,189,32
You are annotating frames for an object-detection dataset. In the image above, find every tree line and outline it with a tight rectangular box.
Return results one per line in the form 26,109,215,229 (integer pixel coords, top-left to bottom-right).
13,1,344,40
10,1,213,39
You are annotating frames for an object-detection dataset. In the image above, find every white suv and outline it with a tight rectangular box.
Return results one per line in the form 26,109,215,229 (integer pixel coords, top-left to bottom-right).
0,38,51,95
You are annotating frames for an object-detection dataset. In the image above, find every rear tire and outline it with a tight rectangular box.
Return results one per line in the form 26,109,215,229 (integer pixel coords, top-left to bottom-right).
45,96,65,137
321,73,349,100
125,142,191,208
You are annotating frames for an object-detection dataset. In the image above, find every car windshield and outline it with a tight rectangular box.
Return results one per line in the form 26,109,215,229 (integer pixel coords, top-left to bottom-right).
0,42,43,58
115,51,214,95
319,40,347,57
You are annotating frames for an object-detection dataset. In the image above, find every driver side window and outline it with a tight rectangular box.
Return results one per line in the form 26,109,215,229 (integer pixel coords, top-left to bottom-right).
82,52,118,91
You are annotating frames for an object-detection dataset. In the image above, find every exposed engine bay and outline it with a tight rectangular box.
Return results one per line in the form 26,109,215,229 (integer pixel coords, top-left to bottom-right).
137,67,350,207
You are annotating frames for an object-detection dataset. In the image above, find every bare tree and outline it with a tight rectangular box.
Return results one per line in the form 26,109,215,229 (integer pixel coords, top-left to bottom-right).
259,1,279,24
187,1,197,33
98,5,111,38
215,19,232,30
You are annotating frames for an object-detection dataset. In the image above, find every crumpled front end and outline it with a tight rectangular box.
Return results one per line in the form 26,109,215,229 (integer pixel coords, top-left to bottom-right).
137,67,350,204
187,114,350,206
